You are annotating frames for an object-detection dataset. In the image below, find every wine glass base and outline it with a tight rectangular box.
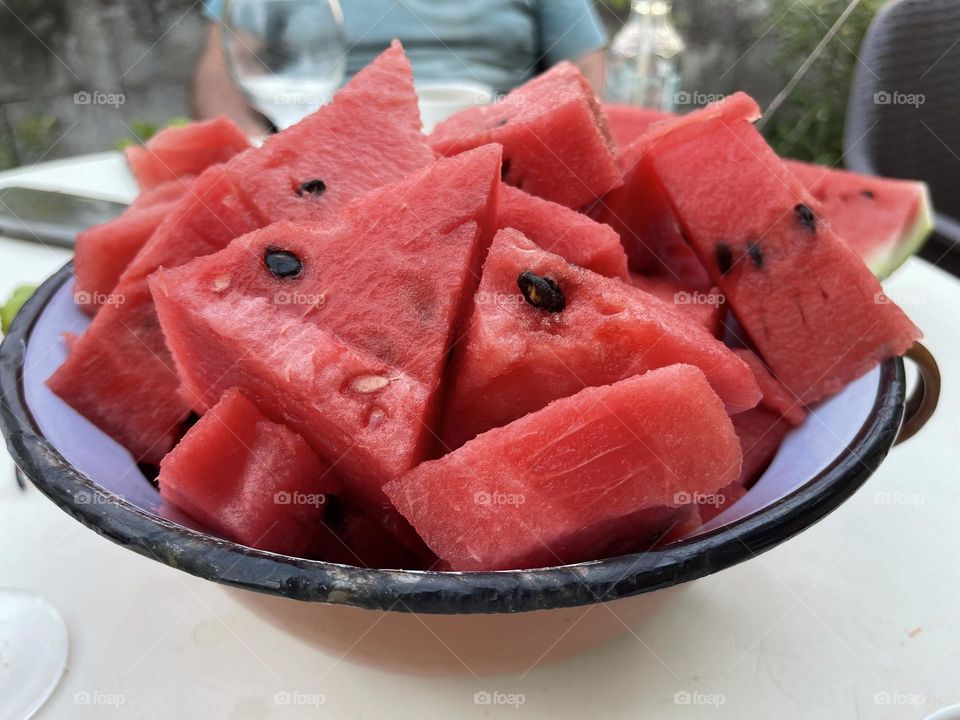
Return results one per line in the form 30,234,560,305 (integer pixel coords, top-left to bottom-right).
0,588,69,720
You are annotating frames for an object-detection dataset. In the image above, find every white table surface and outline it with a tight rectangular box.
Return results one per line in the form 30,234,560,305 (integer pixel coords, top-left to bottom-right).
1,154,958,720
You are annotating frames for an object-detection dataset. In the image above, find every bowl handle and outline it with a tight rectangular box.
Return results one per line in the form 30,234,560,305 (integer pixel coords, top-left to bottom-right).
895,342,940,445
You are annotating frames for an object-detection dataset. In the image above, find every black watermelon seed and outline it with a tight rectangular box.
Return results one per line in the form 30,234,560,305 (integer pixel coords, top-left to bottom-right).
715,242,734,275
517,271,565,312
264,247,303,278
747,242,764,269
860,189,875,199
496,117,509,127
501,158,511,180
296,179,327,197
794,203,817,233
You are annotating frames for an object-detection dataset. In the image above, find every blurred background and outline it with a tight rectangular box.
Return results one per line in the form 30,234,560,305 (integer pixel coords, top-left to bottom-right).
0,0,883,170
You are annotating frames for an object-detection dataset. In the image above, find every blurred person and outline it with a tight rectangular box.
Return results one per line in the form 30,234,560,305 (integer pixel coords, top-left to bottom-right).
193,0,608,135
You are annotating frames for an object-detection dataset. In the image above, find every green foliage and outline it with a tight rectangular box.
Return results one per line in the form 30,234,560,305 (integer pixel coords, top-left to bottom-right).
762,0,885,165
13,115,60,162
114,117,192,150
1,284,37,334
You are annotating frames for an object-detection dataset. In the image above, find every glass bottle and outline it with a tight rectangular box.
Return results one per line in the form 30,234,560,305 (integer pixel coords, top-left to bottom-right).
604,0,685,111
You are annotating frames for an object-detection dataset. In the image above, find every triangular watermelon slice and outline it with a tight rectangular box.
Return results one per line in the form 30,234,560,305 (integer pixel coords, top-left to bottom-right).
158,387,340,558
598,104,934,280
645,113,921,405
151,145,502,505
227,40,435,226
49,44,435,464
439,228,761,450
590,93,761,279
498,184,629,279
125,116,251,190
786,160,933,278
428,62,622,209
386,365,742,571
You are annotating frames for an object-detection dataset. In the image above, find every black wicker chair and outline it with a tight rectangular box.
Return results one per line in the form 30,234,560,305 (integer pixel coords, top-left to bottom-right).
844,0,960,275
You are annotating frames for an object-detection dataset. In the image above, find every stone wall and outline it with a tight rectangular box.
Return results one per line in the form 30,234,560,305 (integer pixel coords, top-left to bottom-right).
0,0,207,169
0,0,779,170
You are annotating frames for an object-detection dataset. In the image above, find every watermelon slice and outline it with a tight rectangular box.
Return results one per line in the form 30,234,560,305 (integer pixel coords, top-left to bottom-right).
440,228,761,450
226,41,435,226
602,103,673,148
151,146,502,505
645,113,921,405
598,104,933,279
498,184,629,279
49,44,435,464
49,167,261,464
591,93,760,279
73,179,189,315
159,388,339,557
629,274,726,337
786,160,933,278
386,365,742,571
125,116,250,190
429,62,621,209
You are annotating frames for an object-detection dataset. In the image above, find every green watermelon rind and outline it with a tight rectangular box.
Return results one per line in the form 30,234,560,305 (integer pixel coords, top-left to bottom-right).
868,183,933,280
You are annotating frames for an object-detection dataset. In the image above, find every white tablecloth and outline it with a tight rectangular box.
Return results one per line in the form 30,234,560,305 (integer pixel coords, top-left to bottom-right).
1,154,958,719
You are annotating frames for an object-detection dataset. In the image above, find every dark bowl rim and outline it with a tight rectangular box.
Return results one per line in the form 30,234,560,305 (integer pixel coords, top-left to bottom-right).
0,263,906,615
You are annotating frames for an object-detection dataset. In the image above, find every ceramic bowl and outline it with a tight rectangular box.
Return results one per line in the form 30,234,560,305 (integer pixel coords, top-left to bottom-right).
0,264,939,675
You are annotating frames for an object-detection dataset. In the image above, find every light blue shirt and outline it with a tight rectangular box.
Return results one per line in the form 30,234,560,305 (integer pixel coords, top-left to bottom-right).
204,0,607,94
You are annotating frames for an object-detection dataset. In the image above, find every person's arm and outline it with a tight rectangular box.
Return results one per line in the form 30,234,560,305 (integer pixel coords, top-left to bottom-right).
537,0,608,95
191,23,270,137
573,48,606,96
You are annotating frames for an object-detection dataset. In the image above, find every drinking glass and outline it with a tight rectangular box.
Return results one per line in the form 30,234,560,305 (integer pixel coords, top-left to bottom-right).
222,0,347,130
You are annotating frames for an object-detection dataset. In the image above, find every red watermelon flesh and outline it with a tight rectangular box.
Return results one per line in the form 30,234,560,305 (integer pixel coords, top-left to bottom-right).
131,178,192,209
629,274,726,336
151,277,431,506
228,40,435,226
787,160,932,277
439,228,761,450
733,407,794,488
591,94,759,278
73,180,188,315
646,115,921,405
48,280,193,463
151,146,502,505
386,365,742,571
48,167,261,464
733,348,806,426
159,388,339,558
498,184,628,279
602,103,673,148
125,116,250,190
51,45,437,463
428,62,621,209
